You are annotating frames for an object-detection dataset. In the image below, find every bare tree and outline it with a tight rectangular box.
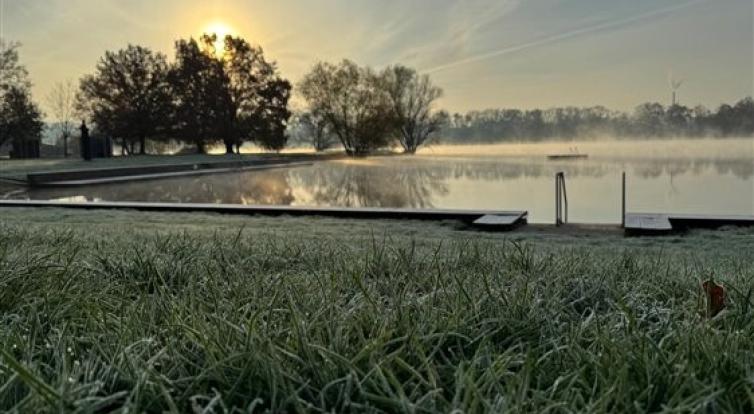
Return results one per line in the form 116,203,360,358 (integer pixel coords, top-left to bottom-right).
382,65,445,154
295,110,337,151
299,60,393,155
46,80,76,157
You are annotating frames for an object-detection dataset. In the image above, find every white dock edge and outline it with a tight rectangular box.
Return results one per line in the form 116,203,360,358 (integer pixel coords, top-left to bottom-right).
624,214,673,232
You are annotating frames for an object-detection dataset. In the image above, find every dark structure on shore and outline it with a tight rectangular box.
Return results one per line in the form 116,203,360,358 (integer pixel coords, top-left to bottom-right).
79,121,113,160
9,138,40,159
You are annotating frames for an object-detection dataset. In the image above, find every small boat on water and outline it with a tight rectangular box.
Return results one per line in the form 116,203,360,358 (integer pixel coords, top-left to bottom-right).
547,146,588,160
547,153,588,160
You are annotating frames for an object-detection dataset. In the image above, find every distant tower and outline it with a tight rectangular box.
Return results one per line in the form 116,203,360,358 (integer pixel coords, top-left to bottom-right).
668,72,684,106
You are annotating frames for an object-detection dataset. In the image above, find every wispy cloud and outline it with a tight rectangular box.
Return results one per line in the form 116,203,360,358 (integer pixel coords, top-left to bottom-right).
423,0,708,74
363,0,521,71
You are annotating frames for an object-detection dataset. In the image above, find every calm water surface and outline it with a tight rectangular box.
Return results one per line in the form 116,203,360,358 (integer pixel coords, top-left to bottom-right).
10,138,754,224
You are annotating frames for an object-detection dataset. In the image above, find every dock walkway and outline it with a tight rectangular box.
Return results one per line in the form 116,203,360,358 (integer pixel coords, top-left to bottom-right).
0,200,529,231
625,213,754,235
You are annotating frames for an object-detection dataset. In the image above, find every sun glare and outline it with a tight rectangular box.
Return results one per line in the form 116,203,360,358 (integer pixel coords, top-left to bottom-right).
203,21,234,56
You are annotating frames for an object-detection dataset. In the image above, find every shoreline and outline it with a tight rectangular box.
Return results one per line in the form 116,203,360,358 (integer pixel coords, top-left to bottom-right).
3,206,753,238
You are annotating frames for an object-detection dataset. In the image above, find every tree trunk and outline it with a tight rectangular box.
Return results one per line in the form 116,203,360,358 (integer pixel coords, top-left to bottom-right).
224,140,234,154
63,135,68,158
139,136,146,155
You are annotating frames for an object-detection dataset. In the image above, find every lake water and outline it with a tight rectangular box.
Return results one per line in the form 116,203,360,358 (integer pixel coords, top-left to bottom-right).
8,138,754,224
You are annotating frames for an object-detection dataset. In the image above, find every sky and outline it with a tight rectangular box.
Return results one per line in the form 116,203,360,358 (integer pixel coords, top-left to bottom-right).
1,0,752,116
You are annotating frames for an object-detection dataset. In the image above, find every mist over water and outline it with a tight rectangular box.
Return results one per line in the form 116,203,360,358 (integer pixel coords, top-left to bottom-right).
420,137,754,160
10,138,754,224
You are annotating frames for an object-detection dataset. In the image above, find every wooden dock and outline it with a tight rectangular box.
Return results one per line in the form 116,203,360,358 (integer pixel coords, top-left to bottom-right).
0,200,528,231
625,213,754,235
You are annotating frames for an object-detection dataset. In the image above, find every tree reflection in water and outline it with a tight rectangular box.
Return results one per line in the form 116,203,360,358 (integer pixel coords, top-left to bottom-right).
290,159,448,208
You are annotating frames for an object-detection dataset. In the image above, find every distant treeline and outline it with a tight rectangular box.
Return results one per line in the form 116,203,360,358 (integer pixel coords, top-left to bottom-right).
441,98,754,143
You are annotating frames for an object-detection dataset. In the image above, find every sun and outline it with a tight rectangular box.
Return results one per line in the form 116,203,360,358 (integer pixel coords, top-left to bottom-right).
202,21,234,56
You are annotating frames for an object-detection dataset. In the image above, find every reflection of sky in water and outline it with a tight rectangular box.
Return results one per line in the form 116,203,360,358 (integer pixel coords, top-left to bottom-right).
12,139,754,224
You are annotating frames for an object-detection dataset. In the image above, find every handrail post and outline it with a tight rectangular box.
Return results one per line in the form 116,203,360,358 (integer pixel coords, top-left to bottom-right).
621,171,626,228
555,172,567,226
555,173,559,225
562,174,568,224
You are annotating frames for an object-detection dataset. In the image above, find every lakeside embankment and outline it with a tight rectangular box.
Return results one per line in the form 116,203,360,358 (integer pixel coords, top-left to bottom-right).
2,208,754,411
0,152,346,190
0,152,339,179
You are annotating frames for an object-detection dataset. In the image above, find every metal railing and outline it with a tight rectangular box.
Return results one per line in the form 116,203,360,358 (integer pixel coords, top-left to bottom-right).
621,172,626,228
555,172,568,226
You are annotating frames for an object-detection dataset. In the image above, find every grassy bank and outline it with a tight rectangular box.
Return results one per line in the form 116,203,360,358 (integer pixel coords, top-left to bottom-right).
1,208,754,412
